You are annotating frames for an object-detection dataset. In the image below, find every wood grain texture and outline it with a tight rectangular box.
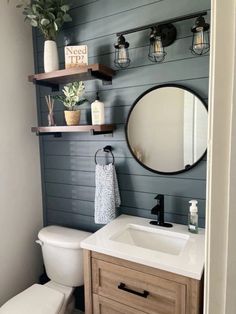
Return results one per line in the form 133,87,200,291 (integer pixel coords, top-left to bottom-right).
33,0,210,230
92,258,186,314
83,250,93,314
89,251,203,314
93,294,146,314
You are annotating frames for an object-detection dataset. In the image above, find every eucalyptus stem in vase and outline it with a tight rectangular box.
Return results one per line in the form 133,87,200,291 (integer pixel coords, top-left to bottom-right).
15,0,72,73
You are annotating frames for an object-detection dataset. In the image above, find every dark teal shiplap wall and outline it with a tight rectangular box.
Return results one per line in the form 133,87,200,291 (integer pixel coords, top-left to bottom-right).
33,0,210,232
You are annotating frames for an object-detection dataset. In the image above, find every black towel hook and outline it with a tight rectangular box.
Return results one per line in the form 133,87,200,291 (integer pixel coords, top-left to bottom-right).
94,146,115,165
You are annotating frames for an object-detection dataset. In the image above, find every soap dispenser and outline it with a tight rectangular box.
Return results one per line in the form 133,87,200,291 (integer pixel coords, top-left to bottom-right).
188,200,198,234
91,92,105,125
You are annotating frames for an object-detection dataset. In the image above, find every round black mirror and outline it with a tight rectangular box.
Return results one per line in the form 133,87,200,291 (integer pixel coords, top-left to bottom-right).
125,84,208,175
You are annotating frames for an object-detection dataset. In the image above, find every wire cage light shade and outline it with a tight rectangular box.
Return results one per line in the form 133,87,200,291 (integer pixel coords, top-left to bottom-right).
114,35,131,68
148,27,167,63
190,16,210,55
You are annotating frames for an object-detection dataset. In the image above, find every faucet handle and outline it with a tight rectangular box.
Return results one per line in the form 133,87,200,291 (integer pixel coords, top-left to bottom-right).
154,194,164,207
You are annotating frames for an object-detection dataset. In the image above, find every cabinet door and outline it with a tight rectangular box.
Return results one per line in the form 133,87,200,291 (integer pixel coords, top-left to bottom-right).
93,294,146,314
92,258,186,314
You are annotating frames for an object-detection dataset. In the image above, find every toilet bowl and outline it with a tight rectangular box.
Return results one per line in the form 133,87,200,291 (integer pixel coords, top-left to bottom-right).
0,226,91,314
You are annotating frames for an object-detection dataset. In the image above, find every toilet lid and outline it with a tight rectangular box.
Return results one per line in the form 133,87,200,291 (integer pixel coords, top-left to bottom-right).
0,284,64,314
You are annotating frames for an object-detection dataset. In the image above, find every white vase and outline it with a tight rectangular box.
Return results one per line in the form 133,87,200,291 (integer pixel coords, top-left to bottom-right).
44,40,59,73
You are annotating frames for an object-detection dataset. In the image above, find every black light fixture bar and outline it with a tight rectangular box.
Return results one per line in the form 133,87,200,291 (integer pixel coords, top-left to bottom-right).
116,11,207,36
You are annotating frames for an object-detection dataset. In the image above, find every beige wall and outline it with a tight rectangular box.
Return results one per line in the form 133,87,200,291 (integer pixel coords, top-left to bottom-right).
0,0,43,305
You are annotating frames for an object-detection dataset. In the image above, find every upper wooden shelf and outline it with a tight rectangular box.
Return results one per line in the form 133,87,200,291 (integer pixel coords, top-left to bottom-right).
31,124,116,136
28,64,115,90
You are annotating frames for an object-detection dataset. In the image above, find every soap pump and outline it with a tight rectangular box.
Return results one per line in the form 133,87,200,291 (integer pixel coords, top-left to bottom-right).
91,92,105,125
188,200,198,234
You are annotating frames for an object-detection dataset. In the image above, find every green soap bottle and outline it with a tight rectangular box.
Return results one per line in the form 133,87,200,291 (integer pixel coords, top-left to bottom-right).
188,200,198,234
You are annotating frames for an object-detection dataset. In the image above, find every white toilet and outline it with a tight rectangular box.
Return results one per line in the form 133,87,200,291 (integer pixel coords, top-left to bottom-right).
0,225,91,314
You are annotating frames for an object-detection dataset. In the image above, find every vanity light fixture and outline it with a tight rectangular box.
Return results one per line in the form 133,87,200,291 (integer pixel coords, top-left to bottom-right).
114,35,130,68
190,16,210,55
114,11,209,68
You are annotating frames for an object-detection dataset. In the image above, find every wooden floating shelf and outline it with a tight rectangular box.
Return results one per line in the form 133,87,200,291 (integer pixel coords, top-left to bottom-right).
31,124,116,136
28,64,115,90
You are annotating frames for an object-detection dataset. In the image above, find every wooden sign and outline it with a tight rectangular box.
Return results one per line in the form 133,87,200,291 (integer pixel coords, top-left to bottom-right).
65,45,88,68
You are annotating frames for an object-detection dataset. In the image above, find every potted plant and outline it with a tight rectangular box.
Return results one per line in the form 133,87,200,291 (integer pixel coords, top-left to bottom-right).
15,0,72,73
55,81,87,126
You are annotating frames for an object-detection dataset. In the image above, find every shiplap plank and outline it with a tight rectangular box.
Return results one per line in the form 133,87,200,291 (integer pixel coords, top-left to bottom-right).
46,194,205,219
47,209,100,232
121,207,205,228
69,0,98,10
43,140,131,157
44,155,207,180
46,196,94,216
44,169,206,199
46,182,95,200
120,192,205,217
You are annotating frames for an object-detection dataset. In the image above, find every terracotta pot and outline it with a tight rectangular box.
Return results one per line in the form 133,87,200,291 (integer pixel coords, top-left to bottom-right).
44,40,59,73
64,110,81,126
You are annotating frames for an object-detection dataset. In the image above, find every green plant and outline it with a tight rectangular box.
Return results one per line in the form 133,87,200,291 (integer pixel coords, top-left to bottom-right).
14,0,72,41
55,81,87,111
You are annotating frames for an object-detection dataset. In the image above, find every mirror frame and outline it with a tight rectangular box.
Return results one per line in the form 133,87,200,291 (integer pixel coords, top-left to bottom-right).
125,84,208,175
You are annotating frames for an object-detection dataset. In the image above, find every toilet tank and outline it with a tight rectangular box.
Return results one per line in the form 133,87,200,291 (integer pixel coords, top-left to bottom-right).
38,226,92,287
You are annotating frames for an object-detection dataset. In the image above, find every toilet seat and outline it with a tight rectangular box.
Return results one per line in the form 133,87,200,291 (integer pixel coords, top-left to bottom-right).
0,284,64,314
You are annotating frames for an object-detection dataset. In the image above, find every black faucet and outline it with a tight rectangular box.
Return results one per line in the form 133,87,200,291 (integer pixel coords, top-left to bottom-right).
150,194,173,228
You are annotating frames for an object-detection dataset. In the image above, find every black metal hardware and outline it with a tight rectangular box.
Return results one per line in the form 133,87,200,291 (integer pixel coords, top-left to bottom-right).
32,79,59,92
116,11,207,37
118,283,149,298
94,145,115,164
150,194,173,228
36,132,62,138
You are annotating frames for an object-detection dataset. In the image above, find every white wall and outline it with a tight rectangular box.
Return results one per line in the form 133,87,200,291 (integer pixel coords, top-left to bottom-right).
205,0,236,313
0,1,43,305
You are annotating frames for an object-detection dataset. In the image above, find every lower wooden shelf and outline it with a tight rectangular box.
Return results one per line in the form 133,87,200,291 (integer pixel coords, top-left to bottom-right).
31,124,115,136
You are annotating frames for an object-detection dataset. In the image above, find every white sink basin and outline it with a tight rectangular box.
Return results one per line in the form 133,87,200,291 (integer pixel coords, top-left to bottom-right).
110,224,189,255
80,215,205,279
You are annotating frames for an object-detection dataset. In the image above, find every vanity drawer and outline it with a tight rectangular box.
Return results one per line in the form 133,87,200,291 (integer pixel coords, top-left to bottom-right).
92,258,186,314
93,294,146,314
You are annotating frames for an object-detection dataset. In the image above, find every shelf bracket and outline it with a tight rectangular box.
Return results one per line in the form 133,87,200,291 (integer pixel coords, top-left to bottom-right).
32,79,59,92
36,132,62,137
88,69,113,85
90,129,114,136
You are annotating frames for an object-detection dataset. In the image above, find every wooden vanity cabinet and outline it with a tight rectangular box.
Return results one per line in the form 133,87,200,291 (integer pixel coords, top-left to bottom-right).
83,250,203,314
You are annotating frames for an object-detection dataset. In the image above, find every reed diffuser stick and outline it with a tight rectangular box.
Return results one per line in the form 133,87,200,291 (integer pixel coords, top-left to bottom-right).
45,95,54,113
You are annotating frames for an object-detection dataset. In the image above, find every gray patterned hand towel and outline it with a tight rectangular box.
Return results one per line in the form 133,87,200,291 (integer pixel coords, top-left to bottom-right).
95,163,121,224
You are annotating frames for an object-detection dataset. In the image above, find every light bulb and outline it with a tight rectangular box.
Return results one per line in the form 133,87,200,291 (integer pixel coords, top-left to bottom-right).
118,47,128,64
193,27,209,54
149,35,166,63
153,36,164,57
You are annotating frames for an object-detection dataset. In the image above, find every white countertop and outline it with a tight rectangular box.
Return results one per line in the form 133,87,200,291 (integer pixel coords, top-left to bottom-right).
80,215,205,280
